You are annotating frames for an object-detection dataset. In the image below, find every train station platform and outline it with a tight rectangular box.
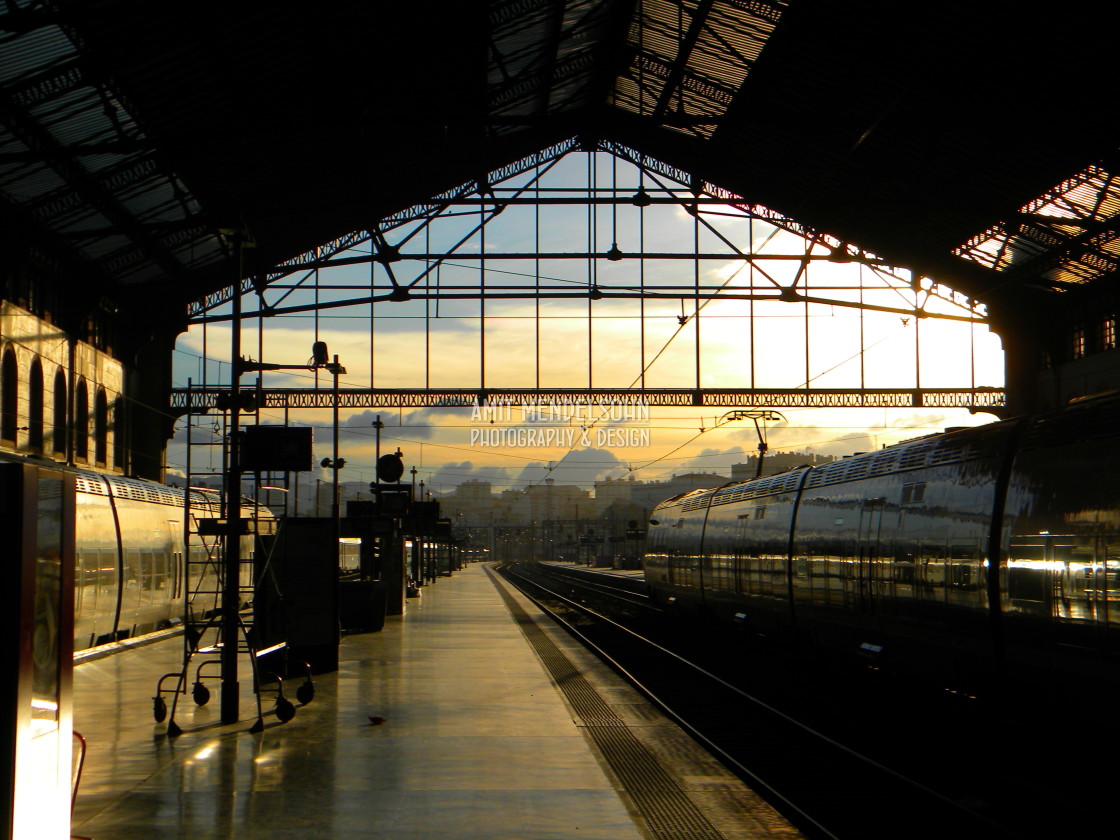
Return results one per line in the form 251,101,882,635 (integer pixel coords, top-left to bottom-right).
70,563,800,840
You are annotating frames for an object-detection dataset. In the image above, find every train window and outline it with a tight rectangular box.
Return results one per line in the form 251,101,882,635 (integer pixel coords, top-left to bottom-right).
123,549,141,609
140,550,154,606
1008,563,1047,602
1011,540,1045,562
949,541,977,561
172,551,182,599
901,483,926,505
711,556,735,591
154,552,169,595
97,549,117,599
75,553,93,612
754,506,767,520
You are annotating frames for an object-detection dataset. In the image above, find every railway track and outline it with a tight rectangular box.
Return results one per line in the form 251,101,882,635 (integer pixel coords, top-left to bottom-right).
500,561,1028,840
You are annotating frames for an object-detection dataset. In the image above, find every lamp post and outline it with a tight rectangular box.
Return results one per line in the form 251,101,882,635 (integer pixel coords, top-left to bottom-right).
219,340,343,725
329,356,344,519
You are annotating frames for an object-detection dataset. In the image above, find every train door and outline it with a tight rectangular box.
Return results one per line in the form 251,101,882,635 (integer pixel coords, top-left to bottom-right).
1005,536,1052,647
1051,534,1102,650
1104,538,1120,654
166,519,182,601
856,498,886,617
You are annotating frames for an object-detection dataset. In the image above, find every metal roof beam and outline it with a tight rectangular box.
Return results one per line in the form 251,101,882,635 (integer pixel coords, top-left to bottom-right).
996,214,1120,289
171,386,1007,413
0,89,185,281
651,0,717,121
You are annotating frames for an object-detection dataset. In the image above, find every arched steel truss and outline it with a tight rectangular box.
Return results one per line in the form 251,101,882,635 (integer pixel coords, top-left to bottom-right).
179,139,1002,412
191,139,984,322
171,386,1005,416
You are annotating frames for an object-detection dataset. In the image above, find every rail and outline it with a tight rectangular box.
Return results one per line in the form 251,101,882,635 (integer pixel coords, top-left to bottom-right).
498,561,1024,840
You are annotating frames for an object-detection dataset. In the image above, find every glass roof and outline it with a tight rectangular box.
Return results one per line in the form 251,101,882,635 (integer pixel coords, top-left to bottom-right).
0,0,225,286
955,163,1120,292
611,0,787,139
488,0,788,140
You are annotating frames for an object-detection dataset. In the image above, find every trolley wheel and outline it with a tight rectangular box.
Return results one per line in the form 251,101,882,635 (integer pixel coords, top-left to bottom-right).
153,696,167,723
192,681,211,706
275,697,296,723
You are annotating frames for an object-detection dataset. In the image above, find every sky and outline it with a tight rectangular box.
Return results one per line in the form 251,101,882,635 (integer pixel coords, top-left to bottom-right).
168,150,1005,495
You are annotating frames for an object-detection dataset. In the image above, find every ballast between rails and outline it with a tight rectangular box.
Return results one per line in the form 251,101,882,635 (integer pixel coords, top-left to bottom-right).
528,562,655,610
498,562,1017,840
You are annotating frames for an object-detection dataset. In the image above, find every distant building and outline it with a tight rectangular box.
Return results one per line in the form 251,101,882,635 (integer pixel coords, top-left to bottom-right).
440,480,495,525
730,451,835,481
511,479,590,525
593,471,729,514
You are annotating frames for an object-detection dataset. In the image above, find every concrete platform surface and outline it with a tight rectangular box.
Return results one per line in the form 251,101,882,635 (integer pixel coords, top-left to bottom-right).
70,563,801,840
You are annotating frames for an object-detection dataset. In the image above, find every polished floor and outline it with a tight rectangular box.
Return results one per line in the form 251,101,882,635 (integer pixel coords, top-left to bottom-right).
71,564,800,840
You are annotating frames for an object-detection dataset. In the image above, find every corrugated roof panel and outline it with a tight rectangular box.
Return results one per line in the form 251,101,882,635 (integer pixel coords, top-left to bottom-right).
1096,181,1120,218
31,98,111,146
0,5,225,290
1060,175,1109,215
0,156,64,198
958,162,1120,291
116,261,164,285
1041,264,1087,288
489,0,618,133
0,25,73,86
612,0,787,138
0,160,67,196
118,190,176,223
1047,220,1088,238
52,207,105,235
169,238,226,267
711,6,773,63
1099,235,1120,257
78,232,133,263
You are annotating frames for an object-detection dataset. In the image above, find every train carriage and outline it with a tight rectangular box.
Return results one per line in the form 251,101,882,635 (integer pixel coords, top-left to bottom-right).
55,465,263,653
645,392,1120,698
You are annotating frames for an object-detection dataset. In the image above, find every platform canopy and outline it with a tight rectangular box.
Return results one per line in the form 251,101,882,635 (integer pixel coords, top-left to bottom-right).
1,0,1117,326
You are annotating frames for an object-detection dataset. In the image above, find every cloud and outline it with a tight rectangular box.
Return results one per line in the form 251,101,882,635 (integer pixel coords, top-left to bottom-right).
426,461,515,492
679,446,748,472
514,447,627,489
170,423,228,445
342,407,470,440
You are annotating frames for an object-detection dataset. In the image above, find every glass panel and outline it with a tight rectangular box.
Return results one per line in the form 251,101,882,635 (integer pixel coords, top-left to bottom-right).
32,477,63,730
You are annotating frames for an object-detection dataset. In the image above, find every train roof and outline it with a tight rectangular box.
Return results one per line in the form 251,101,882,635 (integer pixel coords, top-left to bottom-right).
651,417,1020,514
803,421,1014,490
73,472,207,507
687,469,811,511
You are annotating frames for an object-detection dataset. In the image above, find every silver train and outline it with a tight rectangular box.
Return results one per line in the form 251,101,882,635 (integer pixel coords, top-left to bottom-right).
69,469,261,652
645,392,1120,697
